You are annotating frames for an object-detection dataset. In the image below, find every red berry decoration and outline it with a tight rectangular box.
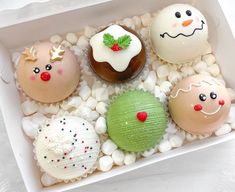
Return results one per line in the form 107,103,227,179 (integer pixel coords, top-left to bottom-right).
137,111,148,122
103,33,131,52
111,43,122,52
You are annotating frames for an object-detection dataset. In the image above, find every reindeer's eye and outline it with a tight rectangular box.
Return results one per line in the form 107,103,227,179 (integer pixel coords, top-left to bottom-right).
210,92,217,99
33,67,40,74
45,64,52,71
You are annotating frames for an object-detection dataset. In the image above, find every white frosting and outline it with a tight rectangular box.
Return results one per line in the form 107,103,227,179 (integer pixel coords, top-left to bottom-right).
150,4,208,64
35,116,100,180
90,25,142,72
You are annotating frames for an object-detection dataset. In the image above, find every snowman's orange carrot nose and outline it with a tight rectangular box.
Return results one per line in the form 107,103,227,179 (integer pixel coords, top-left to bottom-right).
182,19,193,27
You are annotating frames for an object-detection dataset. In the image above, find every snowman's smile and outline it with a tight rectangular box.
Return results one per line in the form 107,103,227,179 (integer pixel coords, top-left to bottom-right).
160,20,205,39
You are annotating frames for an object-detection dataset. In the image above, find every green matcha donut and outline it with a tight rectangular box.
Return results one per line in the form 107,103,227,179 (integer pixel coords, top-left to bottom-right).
106,90,167,152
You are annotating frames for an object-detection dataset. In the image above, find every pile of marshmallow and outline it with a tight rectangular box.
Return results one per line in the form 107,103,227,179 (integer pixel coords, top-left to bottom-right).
12,12,235,186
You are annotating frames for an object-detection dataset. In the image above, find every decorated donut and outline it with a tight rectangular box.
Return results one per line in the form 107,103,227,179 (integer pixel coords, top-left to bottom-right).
169,75,231,134
150,4,208,63
34,116,100,181
89,24,146,83
106,90,167,152
16,42,80,103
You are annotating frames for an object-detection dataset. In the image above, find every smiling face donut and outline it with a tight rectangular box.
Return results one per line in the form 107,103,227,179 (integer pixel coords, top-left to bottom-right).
16,42,80,103
169,75,231,135
150,4,208,64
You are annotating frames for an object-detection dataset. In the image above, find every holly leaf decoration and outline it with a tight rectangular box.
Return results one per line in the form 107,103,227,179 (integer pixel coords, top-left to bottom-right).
103,33,115,48
103,33,132,51
117,35,132,49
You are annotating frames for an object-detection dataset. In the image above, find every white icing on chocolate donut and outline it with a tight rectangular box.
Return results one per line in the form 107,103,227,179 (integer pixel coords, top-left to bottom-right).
90,25,142,72
35,116,100,181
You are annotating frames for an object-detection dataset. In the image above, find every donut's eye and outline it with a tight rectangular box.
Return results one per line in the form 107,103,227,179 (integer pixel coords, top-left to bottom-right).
45,64,52,71
33,67,40,74
210,92,217,99
199,94,207,101
186,10,192,16
175,12,181,18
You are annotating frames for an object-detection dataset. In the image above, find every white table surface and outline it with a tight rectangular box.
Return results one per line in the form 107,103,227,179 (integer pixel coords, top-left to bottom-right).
0,0,235,192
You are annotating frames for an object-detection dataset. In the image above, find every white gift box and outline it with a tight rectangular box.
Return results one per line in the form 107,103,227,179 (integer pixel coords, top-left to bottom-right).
0,0,235,191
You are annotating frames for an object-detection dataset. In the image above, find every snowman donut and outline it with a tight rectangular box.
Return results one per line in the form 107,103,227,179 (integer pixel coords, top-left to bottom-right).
150,4,208,64
34,116,100,181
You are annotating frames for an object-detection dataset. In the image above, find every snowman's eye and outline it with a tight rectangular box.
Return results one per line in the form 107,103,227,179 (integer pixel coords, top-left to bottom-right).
186,10,192,16
175,12,181,18
33,67,40,74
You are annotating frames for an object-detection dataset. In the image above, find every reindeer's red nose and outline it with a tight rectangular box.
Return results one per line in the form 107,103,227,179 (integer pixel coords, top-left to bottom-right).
40,72,51,81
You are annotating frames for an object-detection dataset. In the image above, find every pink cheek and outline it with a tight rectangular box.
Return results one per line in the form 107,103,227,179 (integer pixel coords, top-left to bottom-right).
172,22,179,28
30,75,36,81
196,17,200,22
57,68,63,75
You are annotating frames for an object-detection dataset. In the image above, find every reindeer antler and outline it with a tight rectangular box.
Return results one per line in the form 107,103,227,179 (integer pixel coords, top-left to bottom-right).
22,47,37,62
50,45,65,63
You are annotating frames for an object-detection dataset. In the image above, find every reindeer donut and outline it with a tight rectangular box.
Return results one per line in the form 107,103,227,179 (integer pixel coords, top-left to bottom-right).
16,42,80,103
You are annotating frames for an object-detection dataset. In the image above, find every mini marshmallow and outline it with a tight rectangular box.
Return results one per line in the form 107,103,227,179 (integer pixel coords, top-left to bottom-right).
157,65,170,78
169,135,183,148
180,66,195,77
176,129,186,140
95,116,107,134
60,40,72,48
166,122,177,134
84,26,97,38
158,140,172,153
107,86,115,95
160,81,172,94
168,71,182,83
89,111,99,121
123,18,135,29
41,173,58,187
22,117,39,139
96,102,107,115
86,97,97,110
21,100,38,116
208,64,220,77
231,121,235,129
186,133,197,142
38,104,59,115
143,71,157,92
66,96,82,109
31,113,48,125
77,36,89,49
66,33,78,45
154,86,167,103
94,87,109,102
202,54,216,65
50,35,62,44
140,28,149,39
112,149,125,166
101,139,117,155
215,124,232,136
12,52,21,67
193,61,207,73
98,156,114,172
124,153,136,165
79,85,91,101
71,46,83,57
79,106,92,120
226,106,235,124
141,148,155,157
140,13,152,27
91,81,102,97
132,16,142,29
